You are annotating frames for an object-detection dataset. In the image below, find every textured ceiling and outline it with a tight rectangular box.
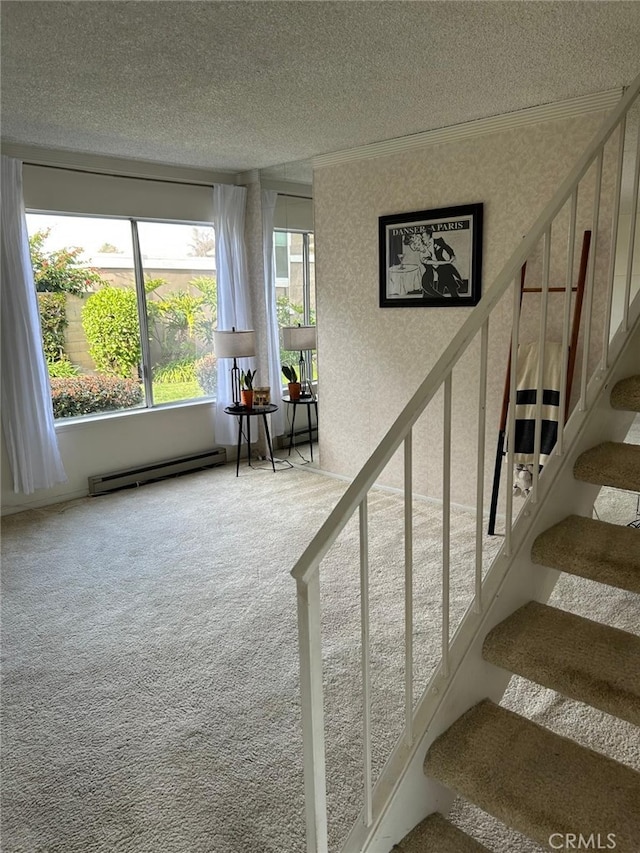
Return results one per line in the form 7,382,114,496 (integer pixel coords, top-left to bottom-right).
2,1,640,179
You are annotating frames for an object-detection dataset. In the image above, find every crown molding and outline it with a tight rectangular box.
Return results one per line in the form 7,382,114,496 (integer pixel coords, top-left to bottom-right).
313,89,623,170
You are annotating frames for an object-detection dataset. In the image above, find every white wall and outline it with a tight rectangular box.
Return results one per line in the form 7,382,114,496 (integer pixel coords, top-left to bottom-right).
312,110,617,507
1,403,218,514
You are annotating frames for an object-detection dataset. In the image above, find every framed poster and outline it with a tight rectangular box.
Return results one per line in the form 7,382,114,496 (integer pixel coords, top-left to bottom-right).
379,203,483,308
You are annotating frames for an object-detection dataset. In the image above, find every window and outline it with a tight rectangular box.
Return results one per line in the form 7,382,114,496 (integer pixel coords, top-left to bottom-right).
26,213,217,420
274,231,289,280
274,229,316,380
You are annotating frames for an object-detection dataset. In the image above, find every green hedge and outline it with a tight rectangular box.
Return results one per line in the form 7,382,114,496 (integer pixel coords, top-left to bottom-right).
81,287,141,378
38,292,68,361
50,375,142,419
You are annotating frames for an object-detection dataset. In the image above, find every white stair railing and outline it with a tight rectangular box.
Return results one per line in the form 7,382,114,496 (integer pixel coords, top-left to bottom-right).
293,72,640,853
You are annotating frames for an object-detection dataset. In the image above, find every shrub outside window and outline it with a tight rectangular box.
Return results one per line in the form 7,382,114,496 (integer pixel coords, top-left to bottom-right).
26,213,217,420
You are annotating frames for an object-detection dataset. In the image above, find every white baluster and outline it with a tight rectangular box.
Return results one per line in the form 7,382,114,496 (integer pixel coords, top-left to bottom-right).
442,373,452,676
505,277,522,555
532,229,551,503
359,498,372,828
557,190,578,455
580,151,603,409
404,430,413,744
623,122,640,332
475,321,489,612
602,115,627,367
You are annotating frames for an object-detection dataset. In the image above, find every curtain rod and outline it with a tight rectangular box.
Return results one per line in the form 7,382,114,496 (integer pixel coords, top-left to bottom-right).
276,192,313,200
24,161,313,198
23,161,217,189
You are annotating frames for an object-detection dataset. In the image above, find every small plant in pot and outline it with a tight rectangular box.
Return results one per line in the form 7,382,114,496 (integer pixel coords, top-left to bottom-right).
240,369,256,408
282,364,301,400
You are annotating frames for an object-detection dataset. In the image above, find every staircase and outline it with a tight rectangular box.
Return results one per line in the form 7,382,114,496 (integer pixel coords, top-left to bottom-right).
397,376,640,852
293,73,640,853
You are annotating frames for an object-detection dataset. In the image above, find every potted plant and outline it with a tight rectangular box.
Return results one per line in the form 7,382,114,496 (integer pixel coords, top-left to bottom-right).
282,364,301,400
240,369,256,408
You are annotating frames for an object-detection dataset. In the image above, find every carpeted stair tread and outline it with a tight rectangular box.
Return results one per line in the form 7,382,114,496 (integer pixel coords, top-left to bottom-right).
424,700,640,852
483,601,640,725
610,375,640,412
573,441,640,491
531,514,640,593
393,812,491,853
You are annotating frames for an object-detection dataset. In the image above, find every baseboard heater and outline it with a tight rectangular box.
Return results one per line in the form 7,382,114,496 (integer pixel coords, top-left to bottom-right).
276,426,318,450
88,448,227,496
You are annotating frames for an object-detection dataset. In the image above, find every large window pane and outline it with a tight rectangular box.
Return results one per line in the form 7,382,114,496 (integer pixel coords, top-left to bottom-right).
274,231,289,280
307,232,316,320
274,230,315,321
136,222,216,405
275,229,316,379
26,214,145,419
307,232,317,379
26,214,218,421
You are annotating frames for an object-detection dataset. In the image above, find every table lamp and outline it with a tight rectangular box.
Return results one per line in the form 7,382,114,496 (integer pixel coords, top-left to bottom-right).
213,327,256,410
282,324,316,399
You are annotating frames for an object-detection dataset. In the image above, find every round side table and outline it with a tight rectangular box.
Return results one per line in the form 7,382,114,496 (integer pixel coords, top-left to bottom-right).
224,403,278,476
282,395,318,461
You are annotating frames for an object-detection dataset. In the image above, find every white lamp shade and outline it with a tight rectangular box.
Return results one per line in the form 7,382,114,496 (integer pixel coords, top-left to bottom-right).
282,325,317,351
213,329,256,359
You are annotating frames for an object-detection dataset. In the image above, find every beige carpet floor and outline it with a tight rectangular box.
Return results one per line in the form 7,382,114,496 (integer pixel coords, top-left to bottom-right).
1,433,638,853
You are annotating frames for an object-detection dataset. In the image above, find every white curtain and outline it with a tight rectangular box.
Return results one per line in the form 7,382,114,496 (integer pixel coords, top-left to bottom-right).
261,190,284,437
1,155,67,494
213,183,254,445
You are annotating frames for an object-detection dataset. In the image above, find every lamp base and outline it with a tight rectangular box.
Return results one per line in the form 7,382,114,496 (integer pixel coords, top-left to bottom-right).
227,403,248,413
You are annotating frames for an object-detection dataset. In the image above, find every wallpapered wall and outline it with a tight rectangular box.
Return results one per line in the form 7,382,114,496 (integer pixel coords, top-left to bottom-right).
312,111,618,511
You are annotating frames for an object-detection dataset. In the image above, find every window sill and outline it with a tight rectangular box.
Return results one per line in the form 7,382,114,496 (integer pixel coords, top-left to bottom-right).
54,396,215,433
